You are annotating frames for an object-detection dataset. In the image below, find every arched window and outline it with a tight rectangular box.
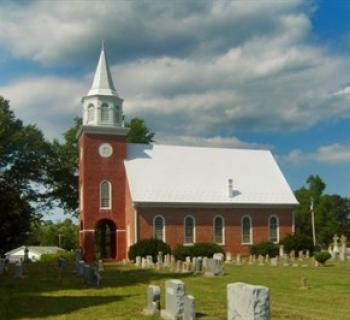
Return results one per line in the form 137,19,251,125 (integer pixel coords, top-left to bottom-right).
213,215,224,244
268,215,279,243
101,103,109,121
100,181,111,209
153,215,165,241
184,215,195,244
241,215,252,244
87,104,94,122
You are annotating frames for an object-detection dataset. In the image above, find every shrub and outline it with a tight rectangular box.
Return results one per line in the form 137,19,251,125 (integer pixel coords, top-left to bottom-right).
174,243,224,261
314,251,331,265
280,234,315,255
40,251,74,262
128,238,171,262
249,241,279,257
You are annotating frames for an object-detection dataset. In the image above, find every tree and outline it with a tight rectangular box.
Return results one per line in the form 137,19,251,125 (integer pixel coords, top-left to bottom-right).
126,117,154,143
0,97,48,253
294,175,345,247
45,117,154,215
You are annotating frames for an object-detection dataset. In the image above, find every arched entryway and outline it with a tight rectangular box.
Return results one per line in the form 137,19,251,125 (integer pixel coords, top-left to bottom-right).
95,219,116,260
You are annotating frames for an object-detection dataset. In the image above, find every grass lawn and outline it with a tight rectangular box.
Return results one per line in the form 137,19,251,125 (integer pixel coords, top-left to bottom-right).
1,259,350,320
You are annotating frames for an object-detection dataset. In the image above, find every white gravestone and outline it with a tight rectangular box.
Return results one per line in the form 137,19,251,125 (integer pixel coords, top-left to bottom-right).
183,295,196,320
135,256,141,267
270,257,278,267
143,285,160,316
225,252,232,263
227,282,270,320
213,253,224,262
279,245,284,257
161,279,185,320
205,258,224,276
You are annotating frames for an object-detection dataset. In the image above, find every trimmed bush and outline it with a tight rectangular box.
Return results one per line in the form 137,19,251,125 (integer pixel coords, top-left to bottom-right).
128,238,171,262
314,251,331,265
40,251,74,262
280,234,315,255
249,241,279,257
174,243,224,261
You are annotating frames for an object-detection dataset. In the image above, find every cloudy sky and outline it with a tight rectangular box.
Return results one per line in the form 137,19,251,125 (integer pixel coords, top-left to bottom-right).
1,0,350,219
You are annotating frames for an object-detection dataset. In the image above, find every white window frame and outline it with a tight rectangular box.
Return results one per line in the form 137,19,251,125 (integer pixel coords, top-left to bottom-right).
241,215,253,245
153,215,166,242
213,215,225,245
101,103,109,122
268,215,279,243
87,104,95,123
184,215,196,245
100,180,112,209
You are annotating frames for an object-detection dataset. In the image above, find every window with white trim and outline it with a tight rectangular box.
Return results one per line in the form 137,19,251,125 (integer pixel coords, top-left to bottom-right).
87,104,94,122
153,215,165,241
101,103,109,121
268,215,279,243
241,215,252,244
184,215,195,244
100,181,111,209
213,215,224,244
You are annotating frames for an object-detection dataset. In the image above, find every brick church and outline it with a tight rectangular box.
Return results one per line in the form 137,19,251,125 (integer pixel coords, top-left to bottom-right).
79,46,298,262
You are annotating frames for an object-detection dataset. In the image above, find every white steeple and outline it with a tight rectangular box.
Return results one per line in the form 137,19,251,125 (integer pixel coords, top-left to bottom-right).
87,41,117,96
81,43,126,130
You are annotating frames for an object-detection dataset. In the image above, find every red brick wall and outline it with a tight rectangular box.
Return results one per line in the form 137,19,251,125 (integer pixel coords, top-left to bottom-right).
137,207,293,255
79,132,127,261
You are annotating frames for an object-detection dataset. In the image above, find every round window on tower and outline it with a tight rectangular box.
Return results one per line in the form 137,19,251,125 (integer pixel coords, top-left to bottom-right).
98,143,113,158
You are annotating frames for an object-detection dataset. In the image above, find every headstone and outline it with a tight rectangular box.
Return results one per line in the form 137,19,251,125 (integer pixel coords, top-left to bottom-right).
258,255,264,266
248,255,254,265
282,254,289,267
170,259,176,272
146,255,154,268
289,250,295,262
160,279,185,320
298,250,304,261
77,260,85,277
143,285,160,316
183,295,196,320
141,257,147,269
305,250,310,259
225,252,232,263
227,282,270,320
235,254,241,265
98,259,104,271
202,257,208,269
279,245,284,257
15,261,23,279
157,251,164,266
270,257,278,267
194,257,203,274
265,255,270,264
213,252,224,262
333,234,340,255
91,266,101,287
164,254,170,267
205,258,224,276
176,260,182,273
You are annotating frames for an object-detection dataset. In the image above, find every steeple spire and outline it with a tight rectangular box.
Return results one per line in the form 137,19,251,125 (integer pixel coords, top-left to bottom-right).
88,42,117,96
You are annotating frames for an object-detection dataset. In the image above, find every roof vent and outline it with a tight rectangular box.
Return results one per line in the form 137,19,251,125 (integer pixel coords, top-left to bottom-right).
228,178,233,198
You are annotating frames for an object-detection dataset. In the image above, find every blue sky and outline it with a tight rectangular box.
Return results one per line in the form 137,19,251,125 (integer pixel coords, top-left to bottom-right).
0,0,350,220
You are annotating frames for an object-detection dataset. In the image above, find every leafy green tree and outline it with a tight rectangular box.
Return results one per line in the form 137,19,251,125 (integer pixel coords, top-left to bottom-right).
28,218,79,250
0,97,48,253
294,175,342,247
126,117,154,143
44,117,154,215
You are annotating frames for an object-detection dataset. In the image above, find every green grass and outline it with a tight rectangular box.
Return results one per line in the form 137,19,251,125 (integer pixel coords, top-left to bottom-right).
1,259,349,319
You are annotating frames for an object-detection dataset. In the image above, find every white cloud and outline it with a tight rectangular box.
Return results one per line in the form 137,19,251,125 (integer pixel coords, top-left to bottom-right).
282,143,350,164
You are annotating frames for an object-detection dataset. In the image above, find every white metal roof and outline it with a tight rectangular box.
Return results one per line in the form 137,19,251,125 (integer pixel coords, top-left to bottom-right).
87,44,117,96
124,143,298,206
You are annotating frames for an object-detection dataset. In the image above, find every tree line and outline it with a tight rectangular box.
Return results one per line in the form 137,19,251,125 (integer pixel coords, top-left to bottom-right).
0,96,349,253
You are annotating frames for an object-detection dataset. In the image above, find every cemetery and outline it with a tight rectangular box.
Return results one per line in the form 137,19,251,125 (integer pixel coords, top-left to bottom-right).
1,242,350,320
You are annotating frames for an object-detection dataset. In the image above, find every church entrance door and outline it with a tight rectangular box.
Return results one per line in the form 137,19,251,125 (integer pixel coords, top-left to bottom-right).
95,219,116,259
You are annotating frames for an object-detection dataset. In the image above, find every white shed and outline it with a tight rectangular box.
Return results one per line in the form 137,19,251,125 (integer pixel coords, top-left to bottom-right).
5,246,65,263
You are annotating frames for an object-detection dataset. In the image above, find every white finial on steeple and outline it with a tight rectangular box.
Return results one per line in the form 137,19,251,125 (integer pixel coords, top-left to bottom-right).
87,42,117,96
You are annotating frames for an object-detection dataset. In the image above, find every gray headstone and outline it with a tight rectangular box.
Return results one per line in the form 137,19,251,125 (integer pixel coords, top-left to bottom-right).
227,282,270,320
205,258,224,276
98,259,104,271
146,255,154,268
194,257,203,274
279,245,284,257
183,295,196,320
176,260,182,273
143,285,160,315
15,261,23,279
202,257,208,269
213,252,224,262
270,257,278,267
135,256,142,267
161,279,185,320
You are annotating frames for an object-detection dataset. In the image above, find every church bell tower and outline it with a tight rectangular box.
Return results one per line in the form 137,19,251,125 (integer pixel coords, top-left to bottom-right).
78,44,129,262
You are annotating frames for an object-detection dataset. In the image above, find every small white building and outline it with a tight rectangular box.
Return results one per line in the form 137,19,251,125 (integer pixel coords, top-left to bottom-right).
5,246,64,263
